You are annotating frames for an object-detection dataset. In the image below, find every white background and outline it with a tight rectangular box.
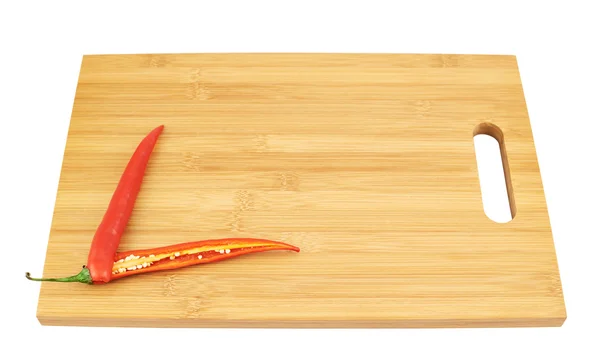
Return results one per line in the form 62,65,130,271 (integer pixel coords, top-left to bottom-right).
2,1,599,360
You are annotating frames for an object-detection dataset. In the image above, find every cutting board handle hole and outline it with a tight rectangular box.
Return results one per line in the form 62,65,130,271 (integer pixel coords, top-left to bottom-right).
473,123,516,223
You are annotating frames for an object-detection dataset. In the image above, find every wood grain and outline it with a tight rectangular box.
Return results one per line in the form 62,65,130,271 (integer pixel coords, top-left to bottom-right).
36,53,565,328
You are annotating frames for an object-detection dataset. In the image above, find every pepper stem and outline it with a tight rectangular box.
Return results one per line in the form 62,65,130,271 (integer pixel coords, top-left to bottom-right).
25,265,93,285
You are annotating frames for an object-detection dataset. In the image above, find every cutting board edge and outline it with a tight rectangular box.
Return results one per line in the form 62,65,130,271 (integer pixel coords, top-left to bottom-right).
36,314,566,329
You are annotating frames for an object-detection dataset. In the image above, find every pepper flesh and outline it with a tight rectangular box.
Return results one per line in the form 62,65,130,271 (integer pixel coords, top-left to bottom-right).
109,238,300,281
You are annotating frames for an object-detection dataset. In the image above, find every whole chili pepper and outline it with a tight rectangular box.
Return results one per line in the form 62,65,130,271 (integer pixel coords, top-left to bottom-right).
26,124,165,284
88,124,165,282
26,125,300,285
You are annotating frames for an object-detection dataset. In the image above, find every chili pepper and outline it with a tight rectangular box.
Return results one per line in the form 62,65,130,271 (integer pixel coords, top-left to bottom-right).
110,238,299,280
26,238,300,284
26,125,165,284
88,124,165,282
26,125,300,285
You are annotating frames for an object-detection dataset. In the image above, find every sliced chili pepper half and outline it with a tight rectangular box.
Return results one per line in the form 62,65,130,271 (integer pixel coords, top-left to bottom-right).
26,238,300,284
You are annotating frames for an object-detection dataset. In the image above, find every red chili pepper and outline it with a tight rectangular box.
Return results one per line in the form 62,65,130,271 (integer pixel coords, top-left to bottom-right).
27,238,299,284
109,238,299,281
26,125,300,285
26,125,164,284
87,124,165,282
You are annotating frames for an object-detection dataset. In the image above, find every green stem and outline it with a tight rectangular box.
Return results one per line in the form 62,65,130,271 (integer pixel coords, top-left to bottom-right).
25,265,93,285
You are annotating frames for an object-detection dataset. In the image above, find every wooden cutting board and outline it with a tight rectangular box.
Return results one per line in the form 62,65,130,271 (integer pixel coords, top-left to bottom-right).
35,53,566,328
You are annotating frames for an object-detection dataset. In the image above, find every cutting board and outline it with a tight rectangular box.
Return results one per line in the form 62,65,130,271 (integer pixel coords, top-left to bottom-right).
35,53,566,328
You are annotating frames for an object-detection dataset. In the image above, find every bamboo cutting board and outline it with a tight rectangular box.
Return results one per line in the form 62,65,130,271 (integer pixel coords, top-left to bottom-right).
35,53,566,328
